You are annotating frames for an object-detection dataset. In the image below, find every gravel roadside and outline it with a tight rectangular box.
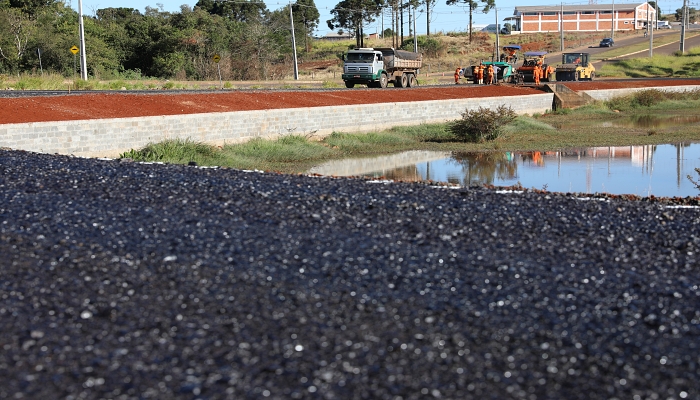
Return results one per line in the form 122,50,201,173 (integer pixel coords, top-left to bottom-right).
1,149,699,399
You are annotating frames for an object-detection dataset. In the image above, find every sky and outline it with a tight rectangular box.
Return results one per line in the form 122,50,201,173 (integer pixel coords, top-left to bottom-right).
70,0,686,37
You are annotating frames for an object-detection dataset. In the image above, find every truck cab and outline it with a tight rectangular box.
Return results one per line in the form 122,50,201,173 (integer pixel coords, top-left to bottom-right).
343,49,384,88
342,48,422,89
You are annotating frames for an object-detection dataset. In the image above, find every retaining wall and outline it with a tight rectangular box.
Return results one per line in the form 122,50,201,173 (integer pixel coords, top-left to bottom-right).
1,93,554,157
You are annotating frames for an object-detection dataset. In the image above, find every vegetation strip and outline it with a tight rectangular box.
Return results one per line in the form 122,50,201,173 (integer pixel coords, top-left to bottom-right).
122,89,700,175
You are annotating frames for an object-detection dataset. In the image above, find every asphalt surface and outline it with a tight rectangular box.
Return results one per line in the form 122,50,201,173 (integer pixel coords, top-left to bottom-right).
1,149,699,399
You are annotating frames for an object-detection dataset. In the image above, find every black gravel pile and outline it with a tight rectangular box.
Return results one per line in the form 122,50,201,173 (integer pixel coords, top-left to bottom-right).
1,149,699,400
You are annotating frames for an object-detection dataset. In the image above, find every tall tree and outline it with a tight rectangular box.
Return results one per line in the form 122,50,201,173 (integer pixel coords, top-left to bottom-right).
0,8,34,72
8,0,57,17
195,0,267,23
446,0,494,42
424,0,436,35
674,7,697,22
292,0,319,51
327,0,384,48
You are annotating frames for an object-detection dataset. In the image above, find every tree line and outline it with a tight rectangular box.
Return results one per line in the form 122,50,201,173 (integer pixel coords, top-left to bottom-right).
0,0,493,80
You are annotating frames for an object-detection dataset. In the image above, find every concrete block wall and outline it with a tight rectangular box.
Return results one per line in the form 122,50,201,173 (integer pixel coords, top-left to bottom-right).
1,93,554,157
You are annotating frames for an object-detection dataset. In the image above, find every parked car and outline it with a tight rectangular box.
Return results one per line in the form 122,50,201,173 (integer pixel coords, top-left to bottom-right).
659,24,672,29
599,38,614,47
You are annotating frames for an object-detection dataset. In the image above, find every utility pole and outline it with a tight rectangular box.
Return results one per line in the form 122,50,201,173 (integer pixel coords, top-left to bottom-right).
289,1,299,80
77,0,87,80
413,5,418,52
611,0,615,39
647,2,652,57
560,2,564,51
650,0,655,57
679,0,686,53
495,6,499,60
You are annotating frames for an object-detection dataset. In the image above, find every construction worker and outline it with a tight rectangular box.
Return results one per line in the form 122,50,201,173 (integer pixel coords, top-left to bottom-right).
533,64,541,86
486,64,494,85
454,67,461,84
477,63,484,85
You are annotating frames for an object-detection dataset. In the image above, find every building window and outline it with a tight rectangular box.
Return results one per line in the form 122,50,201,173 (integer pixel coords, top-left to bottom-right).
542,12,556,16
563,11,577,15
600,10,612,14
523,12,538,16
624,21,629,24
581,11,594,15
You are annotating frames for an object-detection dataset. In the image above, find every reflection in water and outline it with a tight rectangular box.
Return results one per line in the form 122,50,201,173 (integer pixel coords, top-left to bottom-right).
309,143,700,197
451,152,518,186
555,115,700,129
308,150,451,182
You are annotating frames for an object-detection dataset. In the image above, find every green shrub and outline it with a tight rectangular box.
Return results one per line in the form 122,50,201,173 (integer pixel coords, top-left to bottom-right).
416,36,446,57
606,89,679,110
633,89,665,107
449,105,517,142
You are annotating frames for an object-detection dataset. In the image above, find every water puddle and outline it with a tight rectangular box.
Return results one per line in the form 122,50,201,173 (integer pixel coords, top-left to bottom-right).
555,115,700,129
308,143,700,197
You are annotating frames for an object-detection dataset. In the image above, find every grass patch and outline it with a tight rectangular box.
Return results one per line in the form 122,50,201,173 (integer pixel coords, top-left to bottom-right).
504,116,557,133
323,131,416,154
120,139,226,165
597,42,700,78
605,89,700,111
223,135,334,163
12,72,67,90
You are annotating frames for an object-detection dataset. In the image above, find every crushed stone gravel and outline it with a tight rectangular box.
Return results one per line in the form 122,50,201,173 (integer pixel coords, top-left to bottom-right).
1,149,699,399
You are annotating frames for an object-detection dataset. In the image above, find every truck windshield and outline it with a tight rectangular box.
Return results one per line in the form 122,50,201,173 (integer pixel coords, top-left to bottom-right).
346,53,375,62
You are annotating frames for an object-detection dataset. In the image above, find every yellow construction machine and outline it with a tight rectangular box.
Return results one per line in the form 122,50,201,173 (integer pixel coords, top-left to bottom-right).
555,53,595,81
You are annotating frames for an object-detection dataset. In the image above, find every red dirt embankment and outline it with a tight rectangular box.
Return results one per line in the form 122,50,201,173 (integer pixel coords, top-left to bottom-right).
0,85,540,125
2,78,700,125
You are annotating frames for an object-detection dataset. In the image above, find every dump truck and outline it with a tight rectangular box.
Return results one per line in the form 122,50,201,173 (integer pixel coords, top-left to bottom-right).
516,51,555,82
342,48,422,88
555,53,595,81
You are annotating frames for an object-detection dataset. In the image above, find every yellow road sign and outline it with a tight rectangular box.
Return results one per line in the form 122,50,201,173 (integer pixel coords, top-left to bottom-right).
213,53,221,63
70,46,79,55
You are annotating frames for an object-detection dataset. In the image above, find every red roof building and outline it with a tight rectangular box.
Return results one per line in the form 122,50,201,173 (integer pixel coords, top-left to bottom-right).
510,3,656,32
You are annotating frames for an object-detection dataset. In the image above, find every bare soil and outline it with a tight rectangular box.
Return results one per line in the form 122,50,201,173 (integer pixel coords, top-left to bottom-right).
2,78,699,125
0,85,541,124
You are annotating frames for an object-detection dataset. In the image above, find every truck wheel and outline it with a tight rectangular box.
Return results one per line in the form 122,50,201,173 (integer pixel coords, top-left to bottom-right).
574,72,580,81
345,82,355,88
589,72,595,81
407,74,418,87
379,73,388,88
396,73,407,88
